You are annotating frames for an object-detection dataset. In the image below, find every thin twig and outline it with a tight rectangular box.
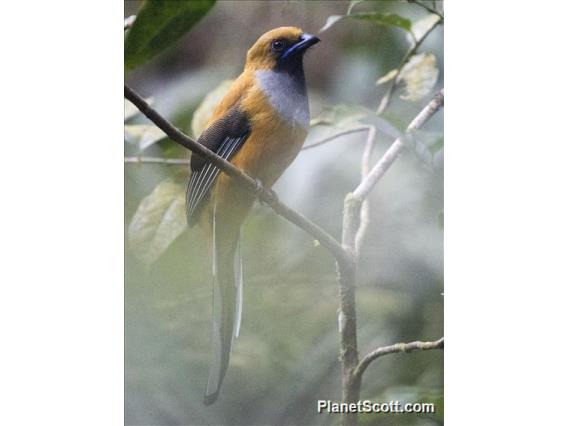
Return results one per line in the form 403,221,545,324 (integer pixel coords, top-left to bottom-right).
353,337,444,381
124,156,190,165
407,0,444,20
124,84,347,264
301,127,370,151
376,17,442,115
356,89,444,200
303,122,377,272
354,126,376,255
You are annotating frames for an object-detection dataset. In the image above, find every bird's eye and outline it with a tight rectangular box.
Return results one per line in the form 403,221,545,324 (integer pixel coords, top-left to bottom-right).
271,39,285,52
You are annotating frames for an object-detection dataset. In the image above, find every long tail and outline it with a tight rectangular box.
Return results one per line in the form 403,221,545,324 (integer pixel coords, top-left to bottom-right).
203,202,243,405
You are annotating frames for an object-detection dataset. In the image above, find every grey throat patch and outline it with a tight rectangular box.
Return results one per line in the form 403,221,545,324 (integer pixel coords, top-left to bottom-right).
255,70,309,129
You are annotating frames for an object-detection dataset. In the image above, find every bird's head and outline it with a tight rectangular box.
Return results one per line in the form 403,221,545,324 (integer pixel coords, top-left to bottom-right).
245,27,320,73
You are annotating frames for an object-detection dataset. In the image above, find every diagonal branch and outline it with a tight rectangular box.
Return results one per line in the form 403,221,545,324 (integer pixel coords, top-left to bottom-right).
355,89,444,200
124,84,347,263
353,337,444,382
341,89,443,262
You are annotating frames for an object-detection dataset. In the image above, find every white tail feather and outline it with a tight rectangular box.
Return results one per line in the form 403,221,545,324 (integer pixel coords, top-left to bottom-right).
233,230,243,339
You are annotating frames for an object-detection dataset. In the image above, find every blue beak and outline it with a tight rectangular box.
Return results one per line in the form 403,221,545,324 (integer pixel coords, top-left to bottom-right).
280,33,320,60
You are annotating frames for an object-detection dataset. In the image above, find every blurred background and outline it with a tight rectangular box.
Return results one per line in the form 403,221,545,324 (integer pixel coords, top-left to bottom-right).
124,1,443,425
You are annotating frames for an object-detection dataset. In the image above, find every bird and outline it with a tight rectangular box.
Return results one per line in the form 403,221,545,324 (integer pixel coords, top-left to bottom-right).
185,27,320,405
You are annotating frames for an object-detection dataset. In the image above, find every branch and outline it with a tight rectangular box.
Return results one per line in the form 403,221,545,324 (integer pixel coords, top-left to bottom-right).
124,84,347,264
301,126,370,151
354,89,444,200
407,0,444,20
337,92,442,424
335,129,382,426
353,337,444,381
376,17,442,115
124,156,190,165
354,126,376,255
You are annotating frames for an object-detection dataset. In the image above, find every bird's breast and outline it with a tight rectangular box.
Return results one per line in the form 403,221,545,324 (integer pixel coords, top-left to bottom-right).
254,70,309,129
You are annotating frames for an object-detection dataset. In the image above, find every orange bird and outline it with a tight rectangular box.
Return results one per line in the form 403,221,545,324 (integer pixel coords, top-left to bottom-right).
186,27,319,404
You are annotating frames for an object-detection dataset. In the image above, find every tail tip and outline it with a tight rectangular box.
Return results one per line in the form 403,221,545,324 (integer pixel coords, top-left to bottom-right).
203,390,220,406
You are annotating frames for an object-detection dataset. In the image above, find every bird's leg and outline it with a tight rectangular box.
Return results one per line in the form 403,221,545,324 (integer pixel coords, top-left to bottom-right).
254,178,279,206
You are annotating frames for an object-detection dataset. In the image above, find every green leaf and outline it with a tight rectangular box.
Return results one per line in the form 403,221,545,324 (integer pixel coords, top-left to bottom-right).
347,0,364,14
321,11,413,34
191,79,234,138
128,179,187,264
408,13,441,43
350,12,412,32
319,15,345,33
124,124,167,151
124,0,216,73
399,53,439,101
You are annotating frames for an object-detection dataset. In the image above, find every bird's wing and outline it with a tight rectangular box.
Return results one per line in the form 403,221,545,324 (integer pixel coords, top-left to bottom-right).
186,106,250,226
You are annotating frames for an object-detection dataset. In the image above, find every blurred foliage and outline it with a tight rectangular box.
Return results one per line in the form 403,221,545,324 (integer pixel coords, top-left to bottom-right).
128,179,186,264
125,0,216,73
310,103,401,142
124,123,167,151
125,1,444,425
349,12,412,33
125,97,149,121
311,103,373,127
321,0,441,108
320,1,413,34
398,53,439,101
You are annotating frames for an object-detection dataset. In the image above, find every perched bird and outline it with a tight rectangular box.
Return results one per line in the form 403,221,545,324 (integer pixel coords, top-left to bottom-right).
186,27,319,404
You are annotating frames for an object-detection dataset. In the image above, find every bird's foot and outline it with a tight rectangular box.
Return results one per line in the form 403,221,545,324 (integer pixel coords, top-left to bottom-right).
254,178,278,206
